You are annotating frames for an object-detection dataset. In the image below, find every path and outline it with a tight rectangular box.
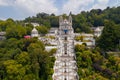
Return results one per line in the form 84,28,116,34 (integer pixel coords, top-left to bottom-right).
52,35,79,80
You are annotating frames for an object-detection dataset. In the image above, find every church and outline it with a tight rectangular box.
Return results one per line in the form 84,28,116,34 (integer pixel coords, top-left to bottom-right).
30,14,96,50
52,14,79,80
30,14,98,80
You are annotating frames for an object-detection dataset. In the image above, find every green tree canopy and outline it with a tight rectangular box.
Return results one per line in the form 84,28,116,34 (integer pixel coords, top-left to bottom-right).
97,20,120,51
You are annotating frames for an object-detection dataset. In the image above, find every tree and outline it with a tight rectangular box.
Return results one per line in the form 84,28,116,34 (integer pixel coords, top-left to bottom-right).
36,26,48,34
3,60,26,80
75,28,81,33
25,23,33,35
0,18,15,31
15,52,30,65
97,20,120,51
75,44,87,52
6,25,27,39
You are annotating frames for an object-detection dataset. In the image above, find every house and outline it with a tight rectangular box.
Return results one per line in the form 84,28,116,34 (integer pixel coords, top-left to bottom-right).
74,33,95,48
0,32,6,40
92,26,104,37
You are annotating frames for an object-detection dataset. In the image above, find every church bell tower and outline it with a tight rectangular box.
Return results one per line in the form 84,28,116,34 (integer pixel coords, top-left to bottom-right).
58,13,74,38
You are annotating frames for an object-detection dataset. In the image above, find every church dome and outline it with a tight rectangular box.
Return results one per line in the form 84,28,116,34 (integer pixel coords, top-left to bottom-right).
31,27,39,37
31,28,38,34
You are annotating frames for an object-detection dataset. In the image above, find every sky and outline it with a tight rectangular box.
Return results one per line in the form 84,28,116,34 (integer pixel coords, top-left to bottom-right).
0,0,120,20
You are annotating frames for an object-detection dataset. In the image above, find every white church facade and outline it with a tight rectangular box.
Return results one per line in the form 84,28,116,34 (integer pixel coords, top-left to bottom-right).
52,15,79,80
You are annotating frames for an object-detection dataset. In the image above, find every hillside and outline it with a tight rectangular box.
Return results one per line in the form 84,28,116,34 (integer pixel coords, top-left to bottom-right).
0,6,120,80
24,6,120,33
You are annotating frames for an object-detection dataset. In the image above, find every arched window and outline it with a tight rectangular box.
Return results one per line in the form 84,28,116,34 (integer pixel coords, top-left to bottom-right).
65,37,67,40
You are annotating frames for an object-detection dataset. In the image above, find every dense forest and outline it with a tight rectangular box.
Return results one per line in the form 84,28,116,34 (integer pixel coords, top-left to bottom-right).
75,44,120,79
0,6,120,80
24,6,120,33
0,19,55,80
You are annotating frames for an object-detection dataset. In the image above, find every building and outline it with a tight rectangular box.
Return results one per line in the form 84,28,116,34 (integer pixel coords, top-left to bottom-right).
92,26,104,37
31,23,39,27
46,28,58,36
24,35,31,39
30,14,99,79
58,15,74,38
31,27,39,37
74,33,95,48
0,32,6,40
52,14,79,80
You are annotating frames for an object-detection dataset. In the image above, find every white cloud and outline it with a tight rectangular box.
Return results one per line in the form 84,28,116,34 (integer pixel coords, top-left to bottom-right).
92,0,109,9
0,0,13,6
0,0,111,20
98,0,109,4
62,0,94,14
0,0,7,6
14,0,58,15
0,0,16,6
61,0,110,14
0,0,58,15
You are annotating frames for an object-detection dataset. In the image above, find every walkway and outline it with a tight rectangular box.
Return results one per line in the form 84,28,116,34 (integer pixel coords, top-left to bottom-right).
52,36,79,80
